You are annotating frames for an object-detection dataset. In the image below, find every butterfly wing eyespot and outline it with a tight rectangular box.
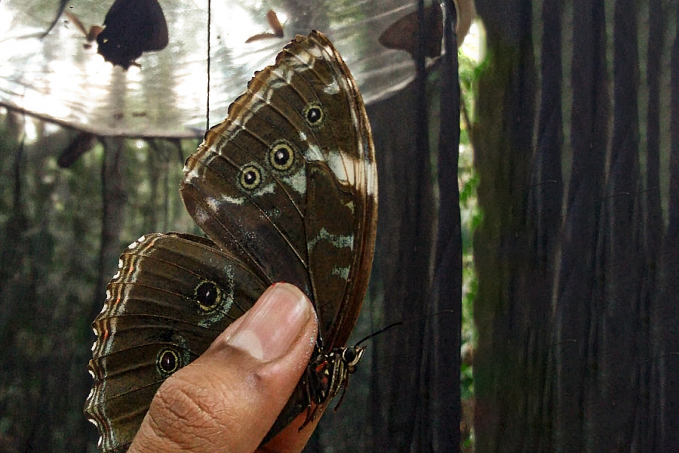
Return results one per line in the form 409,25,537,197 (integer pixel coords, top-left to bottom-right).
194,280,222,311
156,348,181,376
303,103,325,127
269,141,295,171
239,164,263,190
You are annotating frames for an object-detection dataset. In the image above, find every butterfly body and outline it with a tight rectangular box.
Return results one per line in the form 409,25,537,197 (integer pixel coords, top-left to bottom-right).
309,345,365,404
86,31,377,452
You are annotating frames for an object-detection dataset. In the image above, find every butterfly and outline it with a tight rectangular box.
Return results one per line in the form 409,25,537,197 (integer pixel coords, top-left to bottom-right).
63,11,104,49
379,2,443,59
245,10,285,43
96,0,169,69
378,0,476,58
85,30,378,452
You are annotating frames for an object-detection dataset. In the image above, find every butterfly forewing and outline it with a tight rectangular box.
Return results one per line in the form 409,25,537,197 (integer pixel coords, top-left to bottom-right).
181,65,313,295
181,31,377,348
85,233,267,452
292,33,377,348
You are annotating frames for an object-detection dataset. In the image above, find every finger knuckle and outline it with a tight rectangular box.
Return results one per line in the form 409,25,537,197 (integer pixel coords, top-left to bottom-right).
148,370,241,449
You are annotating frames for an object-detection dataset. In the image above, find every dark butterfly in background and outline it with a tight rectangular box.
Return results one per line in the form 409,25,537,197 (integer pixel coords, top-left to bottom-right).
378,0,476,58
245,10,285,43
96,0,169,69
85,30,378,452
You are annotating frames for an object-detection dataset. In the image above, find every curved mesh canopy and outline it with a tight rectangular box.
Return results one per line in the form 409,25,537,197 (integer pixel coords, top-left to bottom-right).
0,0,428,138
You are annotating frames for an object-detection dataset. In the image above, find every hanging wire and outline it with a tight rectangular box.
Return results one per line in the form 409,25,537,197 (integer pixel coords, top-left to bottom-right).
206,0,212,132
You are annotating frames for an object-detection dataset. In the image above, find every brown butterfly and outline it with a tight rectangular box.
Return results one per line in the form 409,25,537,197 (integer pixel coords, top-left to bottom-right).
64,11,104,49
85,30,378,452
245,10,285,43
379,0,476,58
379,2,443,58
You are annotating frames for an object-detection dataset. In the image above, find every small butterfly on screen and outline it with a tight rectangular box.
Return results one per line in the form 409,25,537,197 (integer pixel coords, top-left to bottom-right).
379,0,476,58
96,0,169,70
245,10,285,43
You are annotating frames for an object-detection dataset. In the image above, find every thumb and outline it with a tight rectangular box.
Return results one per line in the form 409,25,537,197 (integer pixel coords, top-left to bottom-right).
128,283,319,453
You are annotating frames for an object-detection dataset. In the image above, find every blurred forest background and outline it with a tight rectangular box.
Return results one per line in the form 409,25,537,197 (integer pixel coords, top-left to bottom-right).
2,0,679,452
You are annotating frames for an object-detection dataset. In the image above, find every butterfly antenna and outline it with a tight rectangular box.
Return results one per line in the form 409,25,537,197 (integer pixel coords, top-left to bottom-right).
641,351,679,365
355,309,455,347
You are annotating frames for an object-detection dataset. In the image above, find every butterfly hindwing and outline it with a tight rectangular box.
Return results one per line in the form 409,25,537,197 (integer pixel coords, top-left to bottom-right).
85,233,268,452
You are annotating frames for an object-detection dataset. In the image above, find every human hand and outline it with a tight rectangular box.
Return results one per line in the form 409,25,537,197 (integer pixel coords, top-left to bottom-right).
127,283,320,453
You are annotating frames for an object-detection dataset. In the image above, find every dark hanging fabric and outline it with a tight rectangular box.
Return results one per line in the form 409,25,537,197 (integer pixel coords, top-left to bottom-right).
410,0,433,450
552,0,608,449
353,2,449,445
668,0,679,232
361,75,436,451
530,0,563,268
644,0,663,265
638,4,664,448
428,0,461,451
522,0,564,448
472,0,537,451
658,3,679,450
589,0,642,449
472,0,679,451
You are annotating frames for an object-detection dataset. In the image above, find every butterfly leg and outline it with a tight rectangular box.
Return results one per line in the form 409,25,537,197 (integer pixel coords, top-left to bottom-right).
332,375,350,412
298,366,321,431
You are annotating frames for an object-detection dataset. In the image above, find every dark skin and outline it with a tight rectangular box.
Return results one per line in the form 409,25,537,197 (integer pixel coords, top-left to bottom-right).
128,284,323,453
